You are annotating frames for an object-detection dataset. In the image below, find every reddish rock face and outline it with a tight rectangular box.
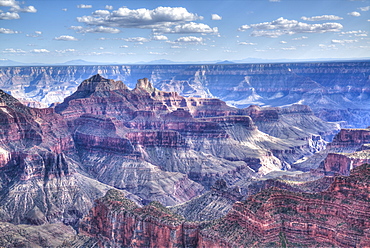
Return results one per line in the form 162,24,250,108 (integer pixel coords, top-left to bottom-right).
329,128,370,150
79,189,201,248
80,164,370,247
198,163,370,247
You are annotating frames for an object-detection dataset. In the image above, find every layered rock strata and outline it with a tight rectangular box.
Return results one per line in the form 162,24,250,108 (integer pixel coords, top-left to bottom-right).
80,164,370,247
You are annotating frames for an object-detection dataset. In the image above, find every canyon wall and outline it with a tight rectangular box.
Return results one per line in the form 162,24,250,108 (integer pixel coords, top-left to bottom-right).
1,61,369,127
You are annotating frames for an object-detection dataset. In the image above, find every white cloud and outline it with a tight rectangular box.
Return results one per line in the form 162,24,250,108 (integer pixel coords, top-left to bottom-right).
0,0,18,7
62,8,67,12
269,0,281,2
175,36,203,43
292,36,308,40
348,11,361,17
280,41,287,44
238,42,257,45
340,30,368,37
2,48,25,53
123,37,149,42
239,17,343,37
211,14,222,20
54,35,78,41
26,31,42,37
155,22,218,34
92,10,110,16
238,25,250,31
105,5,113,10
281,46,296,50
56,49,76,53
77,4,92,9
77,6,201,30
331,39,359,44
119,45,128,48
0,11,19,19
70,25,120,34
359,6,370,11
152,35,168,41
0,27,19,34
149,51,168,55
301,15,343,21
30,49,50,53
17,5,36,13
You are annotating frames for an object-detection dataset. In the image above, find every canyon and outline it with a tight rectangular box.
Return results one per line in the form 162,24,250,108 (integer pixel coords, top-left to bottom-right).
0,70,369,247
0,61,369,127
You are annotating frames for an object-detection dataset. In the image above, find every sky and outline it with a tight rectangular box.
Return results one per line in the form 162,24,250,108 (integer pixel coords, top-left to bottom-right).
0,0,370,64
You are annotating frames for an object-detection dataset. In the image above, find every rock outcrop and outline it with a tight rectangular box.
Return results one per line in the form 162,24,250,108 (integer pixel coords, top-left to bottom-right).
79,164,370,247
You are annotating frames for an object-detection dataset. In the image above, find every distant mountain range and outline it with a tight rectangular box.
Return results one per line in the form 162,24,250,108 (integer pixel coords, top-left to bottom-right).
1,57,369,66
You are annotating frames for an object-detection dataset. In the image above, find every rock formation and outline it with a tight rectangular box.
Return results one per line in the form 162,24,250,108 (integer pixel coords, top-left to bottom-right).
1,61,369,127
79,164,370,247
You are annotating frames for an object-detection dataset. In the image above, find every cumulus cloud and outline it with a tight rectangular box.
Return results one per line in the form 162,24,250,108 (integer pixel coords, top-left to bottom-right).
331,39,359,44
70,25,120,33
77,4,92,9
2,48,25,53
348,11,361,17
0,11,19,19
105,5,113,10
0,27,19,34
0,0,37,21
62,8,67,12
76,6,202,31
301,15,343,21
123,37,149,42
238,42,257,45
359,6,370,11
26,31,42,37
119,45,128,48
54,35,78,41
154,22,218,34
92,10,110,16
340,30,368,37
149,51,168,55
281,46,296,50
30,49,50,53
56,49,76,53
239,17,343,37
280,41,287,44
16,5,36,13
211,14,222,20
175,36,203,43
292,36,308,40
0,0,18,7
152,35,168,41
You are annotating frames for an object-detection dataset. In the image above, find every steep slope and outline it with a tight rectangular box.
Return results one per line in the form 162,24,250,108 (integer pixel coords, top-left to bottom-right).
199,163,370,247
79,164,370,247
0,89,134,227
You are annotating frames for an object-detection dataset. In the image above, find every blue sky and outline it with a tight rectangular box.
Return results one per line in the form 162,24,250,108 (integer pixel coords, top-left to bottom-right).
1,0,369,64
